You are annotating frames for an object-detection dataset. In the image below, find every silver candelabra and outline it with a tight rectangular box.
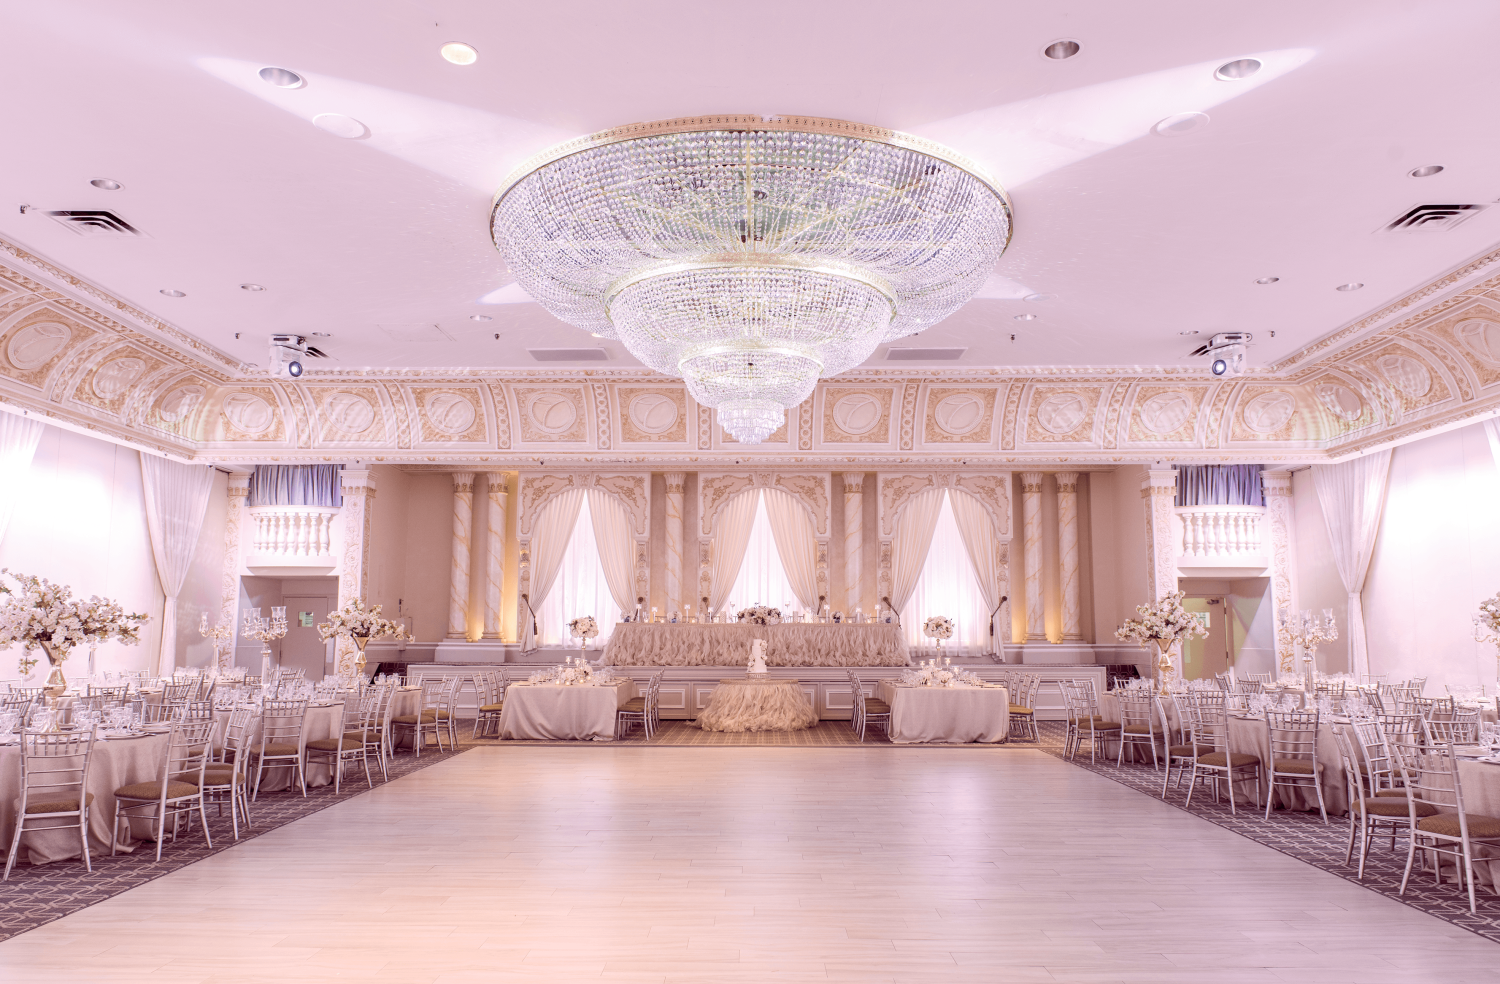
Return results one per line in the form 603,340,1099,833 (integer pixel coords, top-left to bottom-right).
241,606,288,682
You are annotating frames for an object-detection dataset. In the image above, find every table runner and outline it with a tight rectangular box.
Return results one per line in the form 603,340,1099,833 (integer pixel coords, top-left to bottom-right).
603,622,909,667
875,681,1010,744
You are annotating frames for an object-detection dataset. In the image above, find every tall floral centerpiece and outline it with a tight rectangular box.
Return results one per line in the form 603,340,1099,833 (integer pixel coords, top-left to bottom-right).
1115,591,1208,694
1473,593,1500,683
568,615,599,656
318,599,409,679
923,616,954,660
0,570,149,696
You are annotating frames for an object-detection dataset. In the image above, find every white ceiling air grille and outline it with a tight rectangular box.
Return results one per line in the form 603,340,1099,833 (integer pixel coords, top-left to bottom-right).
885,347,967,361
1380,203,1491,233
528,348,609,362
47,210,142,237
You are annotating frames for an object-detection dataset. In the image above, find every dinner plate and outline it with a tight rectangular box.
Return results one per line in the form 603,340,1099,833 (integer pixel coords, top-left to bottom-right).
140,723,173,733
103,731,148,740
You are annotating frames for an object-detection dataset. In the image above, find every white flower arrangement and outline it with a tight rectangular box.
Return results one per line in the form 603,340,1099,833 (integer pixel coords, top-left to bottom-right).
923,616,954,640
737,604,781,626
0,570,149,673
569,615,599,639
529,660,613,686
316,598,410,642
1476,593,1500,635
1114,592,1209,647
900,664,983,688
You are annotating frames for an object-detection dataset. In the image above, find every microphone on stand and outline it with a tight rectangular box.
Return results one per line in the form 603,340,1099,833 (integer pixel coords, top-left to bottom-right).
989,595,1008,662
882,596,899,629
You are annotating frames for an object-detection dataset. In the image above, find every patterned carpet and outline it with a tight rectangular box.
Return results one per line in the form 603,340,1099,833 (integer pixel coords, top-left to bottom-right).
474,719,1034,747
1034,720,1500,943
0,746,463,943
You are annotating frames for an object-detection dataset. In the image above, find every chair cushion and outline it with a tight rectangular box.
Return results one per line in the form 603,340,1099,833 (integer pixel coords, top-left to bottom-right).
1008,705,1033,716
1272,759,1317,775
1197,752,1260,768
619,698,646,712
256,743,301,757
24,791,95,814
344,731,383,743
1357,797,1438,818
1169,744,1213,757
115,780,198,800
200,767,242,787
1122,725,1154,735
307,738,362,752
864,699,891,714
478,703,505,713
1417,812,1500,839
392,713,437,725
1075,716,1119,730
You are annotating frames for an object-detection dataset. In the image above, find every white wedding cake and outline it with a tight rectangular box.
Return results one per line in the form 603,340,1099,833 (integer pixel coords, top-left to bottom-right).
747,638,768,674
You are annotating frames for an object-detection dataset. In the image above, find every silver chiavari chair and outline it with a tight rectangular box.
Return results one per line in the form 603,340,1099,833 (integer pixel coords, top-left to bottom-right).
4,727,97,880
1387,733,1500,914
1183,692,1261,815
1264,710,1327,822
251,698,310,800
111,719,217,862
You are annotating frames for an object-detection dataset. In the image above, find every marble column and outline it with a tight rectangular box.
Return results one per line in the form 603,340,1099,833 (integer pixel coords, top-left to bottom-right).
1263,470,1298,672
1142,467,1181,688
1055,472,1082,641
1020,472,1047,642
664,472,685,615
336,468,377,675
448,472,475,640
843,474,863,614
218,471,252,673
483,472,508,639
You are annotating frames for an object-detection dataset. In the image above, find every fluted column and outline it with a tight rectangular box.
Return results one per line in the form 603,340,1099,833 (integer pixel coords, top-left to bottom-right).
448,472,475,640
1020,472,1047,642
219,471,252,673
483,472,508,639
843,475,863,614
1263,470,1298,673
1056,472,1082,641
336,468,377,675
664,472,685,615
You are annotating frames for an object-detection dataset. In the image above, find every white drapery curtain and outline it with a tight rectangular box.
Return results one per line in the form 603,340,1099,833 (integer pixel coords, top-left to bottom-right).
888,488,944,616
727,492,802,615
1312,450,1394,679
536,494,622,649
763,488,819,612
587,489,637,614
0,411,46,549
139,453,214,675
949,489,1004,653
901,492,991,655
1485,416,1500,469
706,490,760,613
521,488,585,651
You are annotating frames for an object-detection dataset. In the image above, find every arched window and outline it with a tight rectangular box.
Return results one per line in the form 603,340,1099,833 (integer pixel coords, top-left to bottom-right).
536,494,622,648
900,491,992,656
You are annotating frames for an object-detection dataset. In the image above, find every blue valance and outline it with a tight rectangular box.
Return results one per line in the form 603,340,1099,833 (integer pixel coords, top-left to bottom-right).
1175,464,1263,507
248,465,343,507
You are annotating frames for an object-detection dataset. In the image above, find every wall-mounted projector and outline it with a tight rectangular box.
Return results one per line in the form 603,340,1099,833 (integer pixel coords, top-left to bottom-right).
269,335,329,379
1190,331,1254,378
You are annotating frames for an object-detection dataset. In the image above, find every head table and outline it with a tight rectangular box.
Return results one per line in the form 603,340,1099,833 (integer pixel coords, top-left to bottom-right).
602,621,909,667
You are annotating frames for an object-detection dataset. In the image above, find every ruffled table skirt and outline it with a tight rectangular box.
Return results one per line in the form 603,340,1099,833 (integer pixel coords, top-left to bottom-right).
698,678,818,733
603,622,909,667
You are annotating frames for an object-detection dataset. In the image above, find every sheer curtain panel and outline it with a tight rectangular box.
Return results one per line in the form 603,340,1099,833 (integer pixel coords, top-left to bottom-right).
587,489,637,614
139,453,215,675
0,411,45,548
706,490,760,613
901,492,991,655
1311,450,1393,678
888,488,944,616
948,490,1003,653
521,488,584,651
537,495,622,649
727,493,803,616
762,488,819,612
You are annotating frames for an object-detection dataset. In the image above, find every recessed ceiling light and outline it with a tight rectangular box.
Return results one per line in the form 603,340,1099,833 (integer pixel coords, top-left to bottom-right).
1214,58,1262,81
239,283,265,291
1408,164,1444,178
1256,277,1280,284
1153,112,1210,137
258,66,304,88
441,42,479,65
1179,330,1200,335
1042,39,1080,60
1023,292,1055,302
469,314,493,321
159,289,185,297
1014,313,1037,321
1336,282,1364,292
311,332,331,337
89,178,122,191
312,113,367,139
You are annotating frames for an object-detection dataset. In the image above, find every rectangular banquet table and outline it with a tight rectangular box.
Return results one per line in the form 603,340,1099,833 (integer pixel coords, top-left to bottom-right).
603,621,909,667
875,680,1010,744
498,680,636,741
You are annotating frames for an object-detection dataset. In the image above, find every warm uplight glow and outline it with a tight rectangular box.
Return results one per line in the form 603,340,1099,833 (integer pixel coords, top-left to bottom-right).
441,42,478,65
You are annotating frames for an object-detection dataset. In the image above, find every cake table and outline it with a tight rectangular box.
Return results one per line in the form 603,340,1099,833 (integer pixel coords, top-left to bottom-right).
697,677,818,733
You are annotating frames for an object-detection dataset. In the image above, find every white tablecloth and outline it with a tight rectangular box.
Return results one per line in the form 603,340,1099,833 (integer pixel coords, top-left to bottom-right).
698,678,817,733
876,681,1010,744
223,702,345,791
498,680,636,741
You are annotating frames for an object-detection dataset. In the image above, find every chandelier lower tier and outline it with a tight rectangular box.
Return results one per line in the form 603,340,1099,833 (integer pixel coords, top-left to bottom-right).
490,115,1012,443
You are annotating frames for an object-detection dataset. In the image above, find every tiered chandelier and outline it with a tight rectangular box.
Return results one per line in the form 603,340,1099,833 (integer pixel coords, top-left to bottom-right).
490,116,1012,443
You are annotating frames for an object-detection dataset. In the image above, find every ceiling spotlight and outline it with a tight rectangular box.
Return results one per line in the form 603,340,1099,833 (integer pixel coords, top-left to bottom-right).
311,332,331,337
470,314,493,321
1214,58,1263,81
1256,277,1280,284
258,66,304,88
1023,292,1055,302
1336,282,1364,292
89,178,122,191
240,283,265,291
440,42,479,65
1014,313,1037,321
1153,112,1210,137
159,289,186,297
1408,164,1445,178
1042,39,1080,60
1179,330,1200,335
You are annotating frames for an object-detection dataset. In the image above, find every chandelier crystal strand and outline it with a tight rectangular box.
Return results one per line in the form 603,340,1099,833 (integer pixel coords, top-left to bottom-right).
491,116,1011,443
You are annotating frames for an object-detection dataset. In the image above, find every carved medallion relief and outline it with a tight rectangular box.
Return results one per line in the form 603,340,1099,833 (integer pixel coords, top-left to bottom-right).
0,313,89,388
617,386,687,443
1024,385,1106,443
821,387,894,443
922,387,998,443
1127,385,1207,442
513,386,588,443
412,387,486,442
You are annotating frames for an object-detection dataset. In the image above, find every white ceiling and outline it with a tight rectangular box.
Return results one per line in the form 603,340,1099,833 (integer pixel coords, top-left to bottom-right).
3,0,1498,375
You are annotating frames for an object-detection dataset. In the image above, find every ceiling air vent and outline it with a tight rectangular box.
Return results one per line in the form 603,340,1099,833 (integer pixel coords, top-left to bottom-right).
1380,203,1491,233
47,210,143,237
885,347,967,361
529,348,609,362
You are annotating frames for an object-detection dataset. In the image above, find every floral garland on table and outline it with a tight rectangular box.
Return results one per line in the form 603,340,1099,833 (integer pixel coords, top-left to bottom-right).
529,660,614,686
923,616,954,640
569,615,599,639
0,570,148,675
899,664,983,688
737,605,781,626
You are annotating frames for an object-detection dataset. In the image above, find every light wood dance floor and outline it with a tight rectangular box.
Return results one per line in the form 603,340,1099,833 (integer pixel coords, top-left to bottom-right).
0,746,1496,982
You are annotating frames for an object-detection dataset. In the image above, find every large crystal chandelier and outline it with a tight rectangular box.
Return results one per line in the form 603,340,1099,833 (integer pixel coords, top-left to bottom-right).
490,116,1012,443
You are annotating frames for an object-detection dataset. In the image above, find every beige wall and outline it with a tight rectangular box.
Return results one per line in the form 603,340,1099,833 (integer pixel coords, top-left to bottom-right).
1086,465,1150,653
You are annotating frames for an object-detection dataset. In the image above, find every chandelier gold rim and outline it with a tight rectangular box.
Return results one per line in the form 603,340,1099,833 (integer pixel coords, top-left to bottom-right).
601,255,900,323
491,113,1011,217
